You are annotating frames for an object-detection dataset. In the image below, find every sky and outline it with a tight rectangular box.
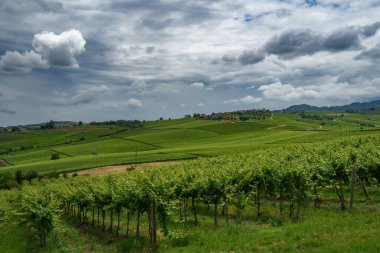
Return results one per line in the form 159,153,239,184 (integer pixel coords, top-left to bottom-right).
1,0,380,126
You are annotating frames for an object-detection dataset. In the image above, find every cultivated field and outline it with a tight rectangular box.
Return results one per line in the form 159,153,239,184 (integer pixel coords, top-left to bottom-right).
0,111,380,253
1,112,380,176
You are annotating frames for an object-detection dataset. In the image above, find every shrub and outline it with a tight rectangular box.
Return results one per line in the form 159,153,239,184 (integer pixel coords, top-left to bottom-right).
51,152,60,160
24,170,39,183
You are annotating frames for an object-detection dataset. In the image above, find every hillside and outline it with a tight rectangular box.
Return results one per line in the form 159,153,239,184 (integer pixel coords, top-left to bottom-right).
1,111,380,253
284,99,380,112
1,133,380,253
1,111,380,177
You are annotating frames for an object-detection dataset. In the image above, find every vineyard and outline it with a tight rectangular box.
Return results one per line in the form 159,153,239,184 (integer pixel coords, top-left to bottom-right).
2,112,380,177
1,135,380,252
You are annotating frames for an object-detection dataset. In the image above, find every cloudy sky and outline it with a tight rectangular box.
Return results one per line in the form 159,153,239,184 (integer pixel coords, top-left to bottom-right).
1,0,380,126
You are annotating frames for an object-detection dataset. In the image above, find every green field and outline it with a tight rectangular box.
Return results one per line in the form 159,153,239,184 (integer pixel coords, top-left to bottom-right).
1,111,380,253
1,112,380,175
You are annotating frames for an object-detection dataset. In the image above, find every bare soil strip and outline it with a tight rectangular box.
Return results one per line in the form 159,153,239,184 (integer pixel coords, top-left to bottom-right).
68,161,180,176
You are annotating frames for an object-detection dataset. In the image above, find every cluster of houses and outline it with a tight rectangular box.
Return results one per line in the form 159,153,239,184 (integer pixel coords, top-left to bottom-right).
191,109,275,121
191,113,237,121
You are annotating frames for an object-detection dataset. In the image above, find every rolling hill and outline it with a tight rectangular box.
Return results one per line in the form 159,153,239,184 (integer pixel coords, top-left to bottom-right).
1,110,380,175
284,99,380,112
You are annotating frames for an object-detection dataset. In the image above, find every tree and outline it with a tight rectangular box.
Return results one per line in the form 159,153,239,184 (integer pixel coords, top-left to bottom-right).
15,170,23,184
41,121,55,129
17,184,61,247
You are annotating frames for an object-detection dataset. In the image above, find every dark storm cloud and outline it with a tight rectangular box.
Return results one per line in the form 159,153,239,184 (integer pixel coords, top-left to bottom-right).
360,21,380,37
236,23,379,65
354,43,380,60
238,50,265,65
264,26,363,56
323,28,362,51
264,29,323,59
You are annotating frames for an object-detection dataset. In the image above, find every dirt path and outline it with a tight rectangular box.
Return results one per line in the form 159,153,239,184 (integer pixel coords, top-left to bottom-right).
68,161,180,176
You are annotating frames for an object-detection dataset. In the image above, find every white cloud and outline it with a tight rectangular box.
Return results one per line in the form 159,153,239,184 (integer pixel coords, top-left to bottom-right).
240,95,262,104
224,95,262,105
189,82,205,89
197,102,205,106
258,81,380,104
126,98,143,109
0,50,48,73
102,98,143,110
0,29,86,72
258,82,319,101
32,29,86,67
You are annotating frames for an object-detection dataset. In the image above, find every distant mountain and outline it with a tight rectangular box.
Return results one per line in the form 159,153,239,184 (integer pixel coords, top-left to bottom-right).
283,100,380,113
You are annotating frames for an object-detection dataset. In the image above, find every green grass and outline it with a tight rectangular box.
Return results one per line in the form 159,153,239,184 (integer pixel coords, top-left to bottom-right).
165,206,380,253
1,193,379,253
0,214,116,253
3,150,70,165
1,112,380,175
0,216,40,253
193,121,276,134
55,138,158,156
0,151,196,175
127,128,220,147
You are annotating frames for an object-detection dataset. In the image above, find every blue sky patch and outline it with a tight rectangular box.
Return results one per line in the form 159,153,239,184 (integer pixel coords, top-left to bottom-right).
244,14,253,22
305,0,318,7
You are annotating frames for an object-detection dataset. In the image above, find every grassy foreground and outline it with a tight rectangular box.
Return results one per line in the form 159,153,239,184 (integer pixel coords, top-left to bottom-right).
1,199,379,253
